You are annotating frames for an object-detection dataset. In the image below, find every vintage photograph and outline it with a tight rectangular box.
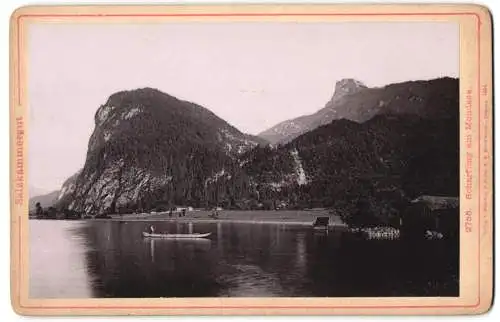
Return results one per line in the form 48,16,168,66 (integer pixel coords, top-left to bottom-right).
25,18,463,300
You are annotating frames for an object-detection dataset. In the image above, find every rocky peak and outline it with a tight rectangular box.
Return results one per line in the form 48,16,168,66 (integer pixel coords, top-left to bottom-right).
332,78,367,101
94,88,166,126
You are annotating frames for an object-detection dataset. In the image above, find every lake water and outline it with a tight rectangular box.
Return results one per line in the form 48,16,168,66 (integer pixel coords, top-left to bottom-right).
29,220,458,298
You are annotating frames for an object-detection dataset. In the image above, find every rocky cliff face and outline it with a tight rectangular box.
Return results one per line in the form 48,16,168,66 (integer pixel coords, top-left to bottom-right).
56,170,81,202
58,88,265,214
29,171,81,211
258,77,458,144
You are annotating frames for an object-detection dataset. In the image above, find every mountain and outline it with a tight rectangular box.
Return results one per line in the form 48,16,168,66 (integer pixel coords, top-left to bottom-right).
247,111,458,225
258,77,458,144
246,77,459,224
29,190,60,211
29,186,50,199
57,88,265,214
55,170,81,206
54,78,458,226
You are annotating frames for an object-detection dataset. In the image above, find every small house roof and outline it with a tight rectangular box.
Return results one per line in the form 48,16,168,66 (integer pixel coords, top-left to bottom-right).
313,217,330,226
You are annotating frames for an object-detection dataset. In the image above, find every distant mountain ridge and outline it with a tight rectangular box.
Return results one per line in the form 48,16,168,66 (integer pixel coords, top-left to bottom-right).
29,190,60,211
258,77,458,144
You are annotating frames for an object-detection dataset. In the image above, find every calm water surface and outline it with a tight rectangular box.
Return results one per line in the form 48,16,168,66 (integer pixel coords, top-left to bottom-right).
29,220,458,298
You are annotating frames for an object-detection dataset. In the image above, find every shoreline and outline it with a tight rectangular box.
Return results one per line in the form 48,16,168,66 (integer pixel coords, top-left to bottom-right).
31,209,348,227
96,217,348,227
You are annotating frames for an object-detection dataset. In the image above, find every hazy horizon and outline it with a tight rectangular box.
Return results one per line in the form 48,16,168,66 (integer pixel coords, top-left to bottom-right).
28,21,458,193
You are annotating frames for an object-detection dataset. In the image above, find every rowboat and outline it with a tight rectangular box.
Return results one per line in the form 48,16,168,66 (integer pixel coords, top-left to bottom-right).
142,232,212,239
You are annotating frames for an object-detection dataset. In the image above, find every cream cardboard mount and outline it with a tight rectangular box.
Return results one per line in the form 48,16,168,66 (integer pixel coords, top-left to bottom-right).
10,4,493,316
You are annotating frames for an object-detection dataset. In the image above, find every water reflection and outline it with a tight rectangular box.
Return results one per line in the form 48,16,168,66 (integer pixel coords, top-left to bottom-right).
150,238,154,263
29,220,458,298
295,232,307,273
145,238,212,263
29,221,94,298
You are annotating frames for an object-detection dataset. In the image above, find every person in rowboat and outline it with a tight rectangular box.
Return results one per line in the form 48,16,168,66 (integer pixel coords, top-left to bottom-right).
146,225,169,235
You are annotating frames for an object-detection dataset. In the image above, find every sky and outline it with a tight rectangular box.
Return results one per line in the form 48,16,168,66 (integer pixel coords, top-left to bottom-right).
28,21,458,193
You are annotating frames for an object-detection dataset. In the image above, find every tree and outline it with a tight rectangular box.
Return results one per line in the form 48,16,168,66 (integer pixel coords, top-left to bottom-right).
35,202,43,217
